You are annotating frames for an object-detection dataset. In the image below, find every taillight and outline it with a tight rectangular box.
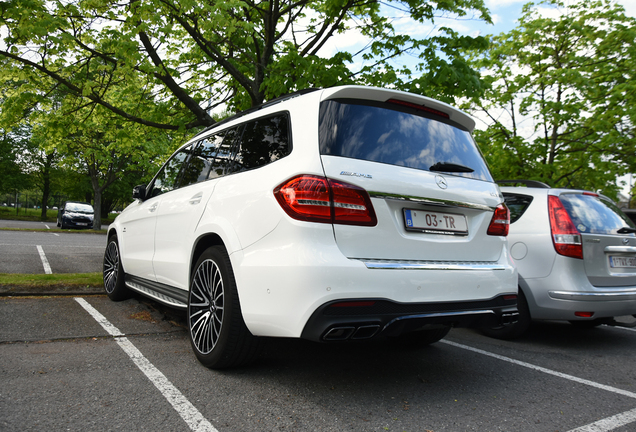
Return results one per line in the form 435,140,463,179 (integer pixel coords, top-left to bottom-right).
274,175,377,226
487,204,509,236
548,195,583,259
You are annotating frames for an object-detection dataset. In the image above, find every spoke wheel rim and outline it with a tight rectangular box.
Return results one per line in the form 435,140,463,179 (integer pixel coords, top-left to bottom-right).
189,259,225,355
103,242,119,294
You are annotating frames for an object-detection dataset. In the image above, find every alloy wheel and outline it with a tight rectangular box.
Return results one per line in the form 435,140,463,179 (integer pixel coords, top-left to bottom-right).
189,259,225,354
103,241,120,294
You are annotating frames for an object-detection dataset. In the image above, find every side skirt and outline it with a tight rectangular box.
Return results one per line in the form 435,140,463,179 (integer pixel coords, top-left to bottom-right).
125,274,188,309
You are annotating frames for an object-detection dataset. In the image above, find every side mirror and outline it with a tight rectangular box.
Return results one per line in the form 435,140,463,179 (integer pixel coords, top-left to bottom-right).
132,185,147,201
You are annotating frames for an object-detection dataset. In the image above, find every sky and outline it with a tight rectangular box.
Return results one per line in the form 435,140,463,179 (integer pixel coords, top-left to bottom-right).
336,0,634,197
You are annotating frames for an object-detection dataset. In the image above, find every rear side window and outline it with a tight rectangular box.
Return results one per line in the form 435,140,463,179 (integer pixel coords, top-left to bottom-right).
503,193,533,223
232,113,291,172
559,193,636,234
319,99,493,181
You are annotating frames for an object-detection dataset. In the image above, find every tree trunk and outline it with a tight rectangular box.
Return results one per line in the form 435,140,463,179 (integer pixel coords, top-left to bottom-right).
40,152,54,220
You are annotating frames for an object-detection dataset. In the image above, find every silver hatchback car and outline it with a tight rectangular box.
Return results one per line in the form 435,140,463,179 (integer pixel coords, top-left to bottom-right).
482,180,636,339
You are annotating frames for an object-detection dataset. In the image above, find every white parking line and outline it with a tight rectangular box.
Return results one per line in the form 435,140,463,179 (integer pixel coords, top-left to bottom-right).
442,340,636,431
567,407,636,432
74,298,217,432
36,245,52,274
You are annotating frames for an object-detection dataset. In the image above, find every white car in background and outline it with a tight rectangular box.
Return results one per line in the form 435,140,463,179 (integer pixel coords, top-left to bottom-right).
103,86,518,368
482,180,636,339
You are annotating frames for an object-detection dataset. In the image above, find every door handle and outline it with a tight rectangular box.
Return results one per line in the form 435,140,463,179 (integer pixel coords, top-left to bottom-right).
189,193,203,205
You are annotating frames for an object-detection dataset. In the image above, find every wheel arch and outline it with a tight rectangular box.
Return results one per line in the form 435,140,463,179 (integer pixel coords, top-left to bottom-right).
190,233,227,281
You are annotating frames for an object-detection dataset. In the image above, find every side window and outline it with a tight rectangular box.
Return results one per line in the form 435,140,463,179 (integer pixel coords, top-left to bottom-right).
150,144,192,197
180,132,226,187
234,113,291,171
503,193,534,223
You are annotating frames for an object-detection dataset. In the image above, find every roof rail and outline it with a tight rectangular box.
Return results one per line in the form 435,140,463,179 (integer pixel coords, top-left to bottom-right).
194,88,321,139
497,179,551,188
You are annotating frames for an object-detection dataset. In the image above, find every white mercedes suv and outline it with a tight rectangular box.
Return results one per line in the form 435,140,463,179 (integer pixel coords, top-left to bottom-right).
103,86,518,368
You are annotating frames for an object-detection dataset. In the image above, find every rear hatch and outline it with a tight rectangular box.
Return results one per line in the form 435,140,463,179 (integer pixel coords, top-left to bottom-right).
317,94,506,262
559,192,636,286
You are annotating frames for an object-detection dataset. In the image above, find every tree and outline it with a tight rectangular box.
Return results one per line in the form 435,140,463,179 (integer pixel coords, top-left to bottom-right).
1,0,492,132
464,0,636,197
0,127,31,196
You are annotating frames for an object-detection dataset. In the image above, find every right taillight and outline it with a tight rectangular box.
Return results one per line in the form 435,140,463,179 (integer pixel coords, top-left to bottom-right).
274,175,377,226
548,195,583,259
487,204,510,236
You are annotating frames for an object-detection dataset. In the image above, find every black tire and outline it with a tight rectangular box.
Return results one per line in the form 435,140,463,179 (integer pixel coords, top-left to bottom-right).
389,325,452,349
188,245,262,369
103,236,131,301
481,288,531,340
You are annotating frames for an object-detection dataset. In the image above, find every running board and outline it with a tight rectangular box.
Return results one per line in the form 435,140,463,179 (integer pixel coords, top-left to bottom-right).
125,275,188,309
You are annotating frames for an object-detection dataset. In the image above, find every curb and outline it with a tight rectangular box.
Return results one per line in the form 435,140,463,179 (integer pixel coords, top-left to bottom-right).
0,285,104,297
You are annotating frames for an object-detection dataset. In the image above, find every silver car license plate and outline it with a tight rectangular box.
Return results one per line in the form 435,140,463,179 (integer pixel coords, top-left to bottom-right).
403,209,468,235
609,256,636,268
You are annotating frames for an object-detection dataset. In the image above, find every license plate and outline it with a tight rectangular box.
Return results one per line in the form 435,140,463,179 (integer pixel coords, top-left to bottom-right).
609,256,636,268
403,209,468,235
76,222,88,226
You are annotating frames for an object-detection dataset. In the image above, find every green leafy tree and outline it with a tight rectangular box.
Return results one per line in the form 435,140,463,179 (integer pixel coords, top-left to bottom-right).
465,0,636,197
1,0,492,131
0,126,31,196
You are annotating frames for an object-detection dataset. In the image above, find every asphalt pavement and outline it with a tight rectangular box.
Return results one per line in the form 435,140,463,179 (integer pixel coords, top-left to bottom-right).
2,294,636,431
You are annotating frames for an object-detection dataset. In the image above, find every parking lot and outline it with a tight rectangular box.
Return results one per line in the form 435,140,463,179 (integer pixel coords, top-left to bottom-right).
1,226,636,431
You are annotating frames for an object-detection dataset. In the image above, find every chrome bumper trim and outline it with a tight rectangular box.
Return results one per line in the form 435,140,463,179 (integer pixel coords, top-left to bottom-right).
360,259,507,271
549,289,636,302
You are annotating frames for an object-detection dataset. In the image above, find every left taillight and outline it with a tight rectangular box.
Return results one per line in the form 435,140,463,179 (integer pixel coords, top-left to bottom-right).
487,203,510,236
274,175,377,226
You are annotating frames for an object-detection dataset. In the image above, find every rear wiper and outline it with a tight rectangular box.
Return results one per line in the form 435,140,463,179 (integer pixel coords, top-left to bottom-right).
617,227,636,234
429,162,474,173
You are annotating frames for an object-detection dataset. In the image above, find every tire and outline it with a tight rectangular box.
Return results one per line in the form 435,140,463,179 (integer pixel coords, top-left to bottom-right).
389,325,452,349
103,236,131,301
481,288,531,340
188,245,262,369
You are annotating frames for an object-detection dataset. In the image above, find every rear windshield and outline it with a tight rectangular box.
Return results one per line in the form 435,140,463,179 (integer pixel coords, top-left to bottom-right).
318,99,493,181
560,193,636,234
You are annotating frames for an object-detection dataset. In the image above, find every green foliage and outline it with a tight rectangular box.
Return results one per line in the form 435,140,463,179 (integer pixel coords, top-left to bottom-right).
464,0,636,199
1,0,493,130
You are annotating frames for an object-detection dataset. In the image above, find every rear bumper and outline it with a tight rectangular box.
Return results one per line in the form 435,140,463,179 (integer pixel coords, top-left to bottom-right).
300,295,519,342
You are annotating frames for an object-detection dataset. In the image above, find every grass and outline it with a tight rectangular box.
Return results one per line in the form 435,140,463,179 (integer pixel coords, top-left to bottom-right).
0,206,115,224
0,272,103,287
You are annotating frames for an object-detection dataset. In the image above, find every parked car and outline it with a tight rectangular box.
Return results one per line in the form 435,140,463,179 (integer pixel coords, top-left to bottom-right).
103,86,518,368
481,180,636,339
57,202,95,229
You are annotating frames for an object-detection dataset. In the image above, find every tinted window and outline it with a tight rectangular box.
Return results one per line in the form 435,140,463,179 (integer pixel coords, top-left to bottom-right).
180,133,229,187
503,193,533,223
560,193,636,234
150,145,192,197
234,113,291,171
319,99,493,181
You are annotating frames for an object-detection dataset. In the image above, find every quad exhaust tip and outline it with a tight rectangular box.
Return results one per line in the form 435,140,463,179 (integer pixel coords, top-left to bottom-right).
323,325,381,341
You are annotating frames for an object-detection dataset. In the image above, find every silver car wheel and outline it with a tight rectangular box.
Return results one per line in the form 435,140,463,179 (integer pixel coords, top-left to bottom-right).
189,258,225,355
103,241,120,294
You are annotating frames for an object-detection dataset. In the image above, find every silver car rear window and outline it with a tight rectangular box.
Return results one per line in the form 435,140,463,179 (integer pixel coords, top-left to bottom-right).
318,99,493,181
559,193,636,234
